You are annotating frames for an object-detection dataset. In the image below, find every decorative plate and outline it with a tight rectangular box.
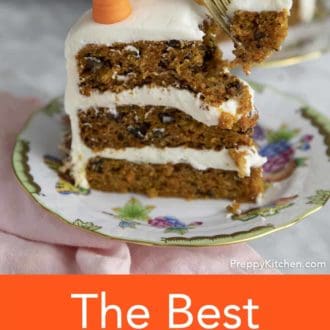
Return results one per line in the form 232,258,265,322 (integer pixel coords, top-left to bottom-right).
220,15,330,68
12,84,330,247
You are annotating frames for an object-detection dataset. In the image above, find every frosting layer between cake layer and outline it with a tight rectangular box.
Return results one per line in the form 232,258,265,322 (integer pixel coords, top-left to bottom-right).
67,85,247,127
70,143,266,189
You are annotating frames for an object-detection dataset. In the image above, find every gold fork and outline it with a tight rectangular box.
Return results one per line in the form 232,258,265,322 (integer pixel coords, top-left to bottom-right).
196,0,240,44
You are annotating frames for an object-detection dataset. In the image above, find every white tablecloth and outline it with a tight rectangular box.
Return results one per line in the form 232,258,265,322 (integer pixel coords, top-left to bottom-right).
1,0,329,273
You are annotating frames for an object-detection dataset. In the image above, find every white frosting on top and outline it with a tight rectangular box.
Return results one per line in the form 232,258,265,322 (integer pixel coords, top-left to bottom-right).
65,0,294,58
65,0,208,57
299,0,317,22
228,0,293,16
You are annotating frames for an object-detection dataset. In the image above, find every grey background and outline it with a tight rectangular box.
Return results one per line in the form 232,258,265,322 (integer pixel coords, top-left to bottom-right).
1,0,329,273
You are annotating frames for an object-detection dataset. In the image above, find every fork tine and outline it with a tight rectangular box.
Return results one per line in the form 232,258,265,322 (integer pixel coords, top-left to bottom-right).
216,1,232,27
213,0,227,14
203,0,240,44
204,1,225,23
204,0,226,20
218,1,229,17
221,0,231,7
218,0,232,19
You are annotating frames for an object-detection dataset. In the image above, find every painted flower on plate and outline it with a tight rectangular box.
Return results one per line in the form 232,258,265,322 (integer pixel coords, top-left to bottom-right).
254,125,313,182
308,190,330,206
149,216,203,235
73,219,102,232
113,198,155,222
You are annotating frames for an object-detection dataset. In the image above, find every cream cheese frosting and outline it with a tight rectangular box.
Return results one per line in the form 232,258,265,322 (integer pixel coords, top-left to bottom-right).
88,146,265,173
228,0,293,16
70,144,267,189
67,85,242,127
65,0,208,58
65,0,294,58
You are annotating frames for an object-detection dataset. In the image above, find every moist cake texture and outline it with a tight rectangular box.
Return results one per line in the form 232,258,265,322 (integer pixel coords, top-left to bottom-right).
76,40,254,129
64,0,292,201
230,10,289,71
217,0,317,42
86,159,264,201
78,106,257,151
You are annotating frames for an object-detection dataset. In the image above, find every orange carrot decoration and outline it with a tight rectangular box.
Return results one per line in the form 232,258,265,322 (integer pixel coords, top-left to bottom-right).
93,0,132,24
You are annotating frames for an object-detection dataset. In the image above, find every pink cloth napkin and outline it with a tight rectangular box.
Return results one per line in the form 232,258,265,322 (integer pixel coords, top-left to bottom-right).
0,92,272,274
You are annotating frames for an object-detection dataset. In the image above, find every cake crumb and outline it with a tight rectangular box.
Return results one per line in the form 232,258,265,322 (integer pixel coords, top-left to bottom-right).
229,149,248,178
226,200,242,216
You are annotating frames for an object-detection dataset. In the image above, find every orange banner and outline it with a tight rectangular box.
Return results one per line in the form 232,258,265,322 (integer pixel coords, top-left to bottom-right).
1,275,328,330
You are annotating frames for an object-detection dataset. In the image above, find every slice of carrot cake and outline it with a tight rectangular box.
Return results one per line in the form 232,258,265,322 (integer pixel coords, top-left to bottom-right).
64,0,291,201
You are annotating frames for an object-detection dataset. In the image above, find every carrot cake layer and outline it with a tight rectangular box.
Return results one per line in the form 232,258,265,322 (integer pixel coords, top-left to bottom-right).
78,105,257,151
230,10,289,69
86,159,264,202
76,40,228,98
76,19,222,96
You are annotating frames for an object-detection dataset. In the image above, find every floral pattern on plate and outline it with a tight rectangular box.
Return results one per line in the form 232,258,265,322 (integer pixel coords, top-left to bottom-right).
73,219,102,232
103,198,203,235
254,125,313,182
